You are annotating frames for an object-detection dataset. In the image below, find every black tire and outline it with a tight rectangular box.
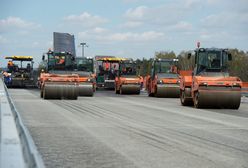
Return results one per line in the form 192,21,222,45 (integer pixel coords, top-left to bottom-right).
180,90,192,106
115,85,120,94
120,86,123,95
148,92,154,97
194,91,202,108
40,89,43,98
147,86,154,97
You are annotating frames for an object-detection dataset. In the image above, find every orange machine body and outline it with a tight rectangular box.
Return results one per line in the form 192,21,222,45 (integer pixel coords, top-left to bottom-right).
114,60,141,94
147,58,180,97
180,48,241,109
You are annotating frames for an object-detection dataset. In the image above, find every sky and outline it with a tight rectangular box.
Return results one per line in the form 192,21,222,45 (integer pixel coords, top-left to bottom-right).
0,0,248,67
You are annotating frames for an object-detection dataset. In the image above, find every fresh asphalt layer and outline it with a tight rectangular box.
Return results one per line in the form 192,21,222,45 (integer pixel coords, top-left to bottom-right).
8,88,248,168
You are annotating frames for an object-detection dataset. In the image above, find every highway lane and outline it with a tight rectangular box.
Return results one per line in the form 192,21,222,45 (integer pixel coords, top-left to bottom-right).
8,88,248,168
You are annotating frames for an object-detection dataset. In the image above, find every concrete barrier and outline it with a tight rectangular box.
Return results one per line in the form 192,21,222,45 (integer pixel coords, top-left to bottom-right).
0,79,45,168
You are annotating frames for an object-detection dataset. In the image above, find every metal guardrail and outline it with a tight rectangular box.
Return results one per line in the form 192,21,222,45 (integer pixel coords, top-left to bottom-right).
0,79,45,168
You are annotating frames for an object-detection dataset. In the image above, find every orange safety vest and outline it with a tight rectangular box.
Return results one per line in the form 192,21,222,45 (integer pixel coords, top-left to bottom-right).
8,61,14,66
58,59,65,64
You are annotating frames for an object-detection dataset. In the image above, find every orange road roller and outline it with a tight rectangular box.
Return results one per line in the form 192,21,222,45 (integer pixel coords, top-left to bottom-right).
180,47,242,109
146,58,180,97
115,60,141,94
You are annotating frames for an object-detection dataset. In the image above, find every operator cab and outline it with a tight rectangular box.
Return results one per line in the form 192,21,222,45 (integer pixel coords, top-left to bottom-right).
45,50,75,71
192,48,231,76
75,57,93,72
119,60,137,77
151,58,179,79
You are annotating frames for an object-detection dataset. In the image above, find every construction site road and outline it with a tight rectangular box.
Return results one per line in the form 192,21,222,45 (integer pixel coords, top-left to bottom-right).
8,88,248,168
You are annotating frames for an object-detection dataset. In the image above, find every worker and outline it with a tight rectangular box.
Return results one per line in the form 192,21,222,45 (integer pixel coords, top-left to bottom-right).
211,58,220,68
58,59,65,64
121,67,127,75
126,67,133,74
7,60,14,72
27,63,31,72
170,65,178,73
7,60,13,66
104,62,110,71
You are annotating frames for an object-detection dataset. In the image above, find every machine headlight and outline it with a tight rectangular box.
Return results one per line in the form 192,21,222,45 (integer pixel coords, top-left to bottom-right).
157,80,163,84
87,78,93,82
199,82,208,86
232,83,240,87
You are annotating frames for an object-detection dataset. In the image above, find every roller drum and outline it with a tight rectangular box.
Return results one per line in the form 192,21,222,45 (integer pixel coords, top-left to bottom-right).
120,85,140,94
62,84,78,99
43,83,62,99
195,89,241,109
156,84,180,98
43,82,78,100
78,84,94,96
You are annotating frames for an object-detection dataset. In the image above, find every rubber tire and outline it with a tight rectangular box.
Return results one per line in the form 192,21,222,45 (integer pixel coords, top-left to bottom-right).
115,85,120,94
120,86,123,95
180,90,192,106
194,91,202,108
40,89,43,98
148,89,154,97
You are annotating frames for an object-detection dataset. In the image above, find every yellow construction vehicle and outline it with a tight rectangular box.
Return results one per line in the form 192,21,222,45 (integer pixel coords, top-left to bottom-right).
4,56,35,87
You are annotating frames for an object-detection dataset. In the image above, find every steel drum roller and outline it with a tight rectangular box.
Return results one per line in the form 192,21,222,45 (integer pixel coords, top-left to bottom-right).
62,84,78,99
78,84,93,96
195,89,241,109
120,85,140,94
43,83,62,99
43,83,78,99
156,84,180,98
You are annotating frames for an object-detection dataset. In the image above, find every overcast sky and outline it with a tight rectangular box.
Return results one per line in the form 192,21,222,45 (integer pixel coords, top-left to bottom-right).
1,0,248,67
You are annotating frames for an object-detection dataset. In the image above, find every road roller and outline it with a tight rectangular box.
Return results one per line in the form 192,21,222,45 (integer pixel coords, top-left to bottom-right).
115,60,141,94
74,57,95,96
180,47,242,109
95,56,126,90
146,58,180,98
39,50,79,100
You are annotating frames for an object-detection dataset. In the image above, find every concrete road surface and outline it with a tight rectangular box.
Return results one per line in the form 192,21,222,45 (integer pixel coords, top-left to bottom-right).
8,89,248,168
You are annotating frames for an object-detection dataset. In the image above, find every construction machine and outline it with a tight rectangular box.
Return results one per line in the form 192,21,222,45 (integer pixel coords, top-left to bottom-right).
39,50,79,99
74,57,95,96
180,47,242,109
115,60,141,94
146,58,180,97
3,56,35,88
95,56,126,89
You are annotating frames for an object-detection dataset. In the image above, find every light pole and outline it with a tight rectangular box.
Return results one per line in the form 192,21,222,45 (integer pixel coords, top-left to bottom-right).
80,42,88,57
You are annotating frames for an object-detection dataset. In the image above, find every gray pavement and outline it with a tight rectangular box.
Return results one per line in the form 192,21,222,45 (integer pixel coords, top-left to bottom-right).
8,88,248,168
